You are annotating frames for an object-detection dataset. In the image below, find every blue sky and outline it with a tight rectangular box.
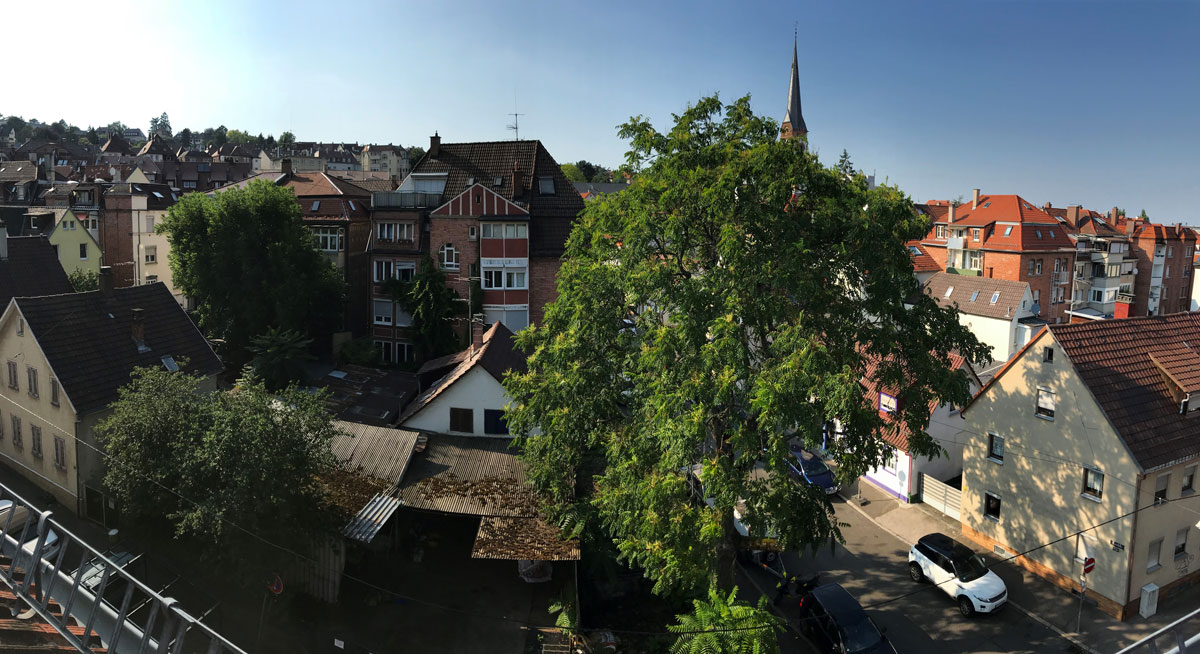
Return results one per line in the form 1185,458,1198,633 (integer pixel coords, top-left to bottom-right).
6,1,1198,220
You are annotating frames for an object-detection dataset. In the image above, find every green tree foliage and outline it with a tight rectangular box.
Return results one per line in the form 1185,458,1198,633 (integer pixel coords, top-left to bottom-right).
106,121,127,135
835,149,855,176
383,255,461,359
157,180,346,367
561,163,586,182
149,112,171,137
668,587,783,654
1139,209,1150,220
504,94,988,596
279,131,296,149
67,269,99,292
574,160,598,181
338,337,380,367
406,145,425,162
176,128,193,149
225,129,256,144
97,367,344,576
248,327,314,391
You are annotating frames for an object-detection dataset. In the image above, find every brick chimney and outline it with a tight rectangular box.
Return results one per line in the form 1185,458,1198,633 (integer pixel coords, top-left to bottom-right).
1111,206,1120,221
511,161,523,200
281,158,292,175
99,266,114,297
429,132,441,159
1043,202,1052,212
972,189,980,210
471,316,485,355
1066,205,1082,228
948,204,957,223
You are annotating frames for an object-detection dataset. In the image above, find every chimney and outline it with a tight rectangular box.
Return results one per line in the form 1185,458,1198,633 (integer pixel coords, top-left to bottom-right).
131,308,145,345
1043,202,1052,212
0,225,7,261
948,204,957,223
429,132,441,159
972,189,980,209
281,158,292,175
1066,205,1082,228
511,161,523,200
99,266,114,297
471,315,485,355
1111,206,1121,221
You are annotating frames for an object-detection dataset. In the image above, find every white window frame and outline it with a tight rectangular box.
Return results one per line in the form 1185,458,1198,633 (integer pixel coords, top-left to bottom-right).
482,269,503,289
1035,387,1055,420
987,433,1004,463
879,393,897,414
1082,468,1104,501
984,491,1001,521
935,225,946,238
1148,538,1163,571
144,246,157,264
313,227,343,252
439,244,459,270
373,299,394,326
374,260,394,283
505,271,527,290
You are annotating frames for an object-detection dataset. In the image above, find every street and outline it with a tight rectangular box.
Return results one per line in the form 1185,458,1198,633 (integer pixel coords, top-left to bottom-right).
741,496,1078,653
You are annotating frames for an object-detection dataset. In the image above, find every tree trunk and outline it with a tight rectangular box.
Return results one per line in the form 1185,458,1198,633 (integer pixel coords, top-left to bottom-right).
716,505,739,591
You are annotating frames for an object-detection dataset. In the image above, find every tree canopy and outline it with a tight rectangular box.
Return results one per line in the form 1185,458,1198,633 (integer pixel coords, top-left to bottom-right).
561,163,586,182
279,131,296,148
149,112,171,137
504,94,988,597
96,367,345,576
157,179,346,366
383,254,461,360
668,587,782,654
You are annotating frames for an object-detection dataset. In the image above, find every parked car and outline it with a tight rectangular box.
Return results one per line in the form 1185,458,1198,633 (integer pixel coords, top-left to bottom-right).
798,583,896,653
787,445,839,495
908,532,1007,616
0,499,60,567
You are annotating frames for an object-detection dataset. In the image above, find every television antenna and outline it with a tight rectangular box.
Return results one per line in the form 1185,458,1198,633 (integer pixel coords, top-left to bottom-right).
507,113,524,140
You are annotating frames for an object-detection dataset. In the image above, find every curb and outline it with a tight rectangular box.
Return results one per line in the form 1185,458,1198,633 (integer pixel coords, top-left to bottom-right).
835,490,1099,654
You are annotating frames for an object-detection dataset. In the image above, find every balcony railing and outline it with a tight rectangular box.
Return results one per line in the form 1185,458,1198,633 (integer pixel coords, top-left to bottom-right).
371,191,442,209
1051,271,1070,285
1117,293,1135,304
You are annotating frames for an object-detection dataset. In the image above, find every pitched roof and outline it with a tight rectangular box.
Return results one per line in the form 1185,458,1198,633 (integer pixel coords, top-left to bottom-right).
221,170,370,198
397,322,526,425
331,420,420,485
0,236,73,307
861,351,971,451
921,195,1075,252
13,283,223,415
136,135,176,160
396,435,536,516
784,38,807,135
906,240,940,273
923,272,1030,320
1049,313,1200,470
0,161,38,183
100,133,134,155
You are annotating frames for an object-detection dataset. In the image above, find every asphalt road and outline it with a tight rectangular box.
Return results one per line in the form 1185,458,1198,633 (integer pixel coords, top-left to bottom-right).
741,497,1079,654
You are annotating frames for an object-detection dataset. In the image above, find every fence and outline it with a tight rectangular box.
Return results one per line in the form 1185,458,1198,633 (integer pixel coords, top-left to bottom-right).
919,473,961,521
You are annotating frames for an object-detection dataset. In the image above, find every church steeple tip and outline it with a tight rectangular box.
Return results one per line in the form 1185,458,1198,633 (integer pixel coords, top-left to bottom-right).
781,35,808,144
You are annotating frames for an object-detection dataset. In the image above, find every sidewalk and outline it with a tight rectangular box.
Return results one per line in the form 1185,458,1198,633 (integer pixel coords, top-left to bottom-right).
838,477,1200,654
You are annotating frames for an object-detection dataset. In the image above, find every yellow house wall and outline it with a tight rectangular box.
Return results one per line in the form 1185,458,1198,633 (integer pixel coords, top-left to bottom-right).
0,306,80,510
129,198,185,306
962,330,1140,607
47,210,102,278
1127,459,1200,604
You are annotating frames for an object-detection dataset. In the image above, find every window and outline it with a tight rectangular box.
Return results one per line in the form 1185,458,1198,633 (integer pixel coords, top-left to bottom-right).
374,260,394,282
1036,230,1043,239
449,407,473,432
1083,468,1104,500
1148,538,1163,572
373,300,394,326
17,319,23,336
79,243,88,259
10,415,21,449
144,246,157,263
1075,535,1092,563
468,226,477,241
144,215,155,233
1033,289,1040,304
1035,388,1055,419
966,250,982,270
1043,347,1054,363
492,176,504,187
1035,259,1043,275
482,269,503,289
987,433,1004,462
26,366,38,398
1155,474,1170,505
397,341,413,362
883,452,898,472
989,291,1000,304
310,200,320,212
944,285,954,298
1168,246,1174,257
50,378,59,407
1001,225,1013,236
375,340,393,364
504,224,528,239
439,244,459,270
935,225,946,238
1091,289,1104,303
183,180,197,189
984,492,1001,521
377,222,396,241
313,227,343,252
879,393,897,413
53,436,66,471
482,224,501,239
1183,466,1196,494
145,275,158,284
6,361,16,389
1028,260,1036,276
972,228,981,241
969,290,980,302
537,177,554,195
1176,528,1190,558
484,409,508,435
30,425,41,460
396,263,415,282
505,271,526,289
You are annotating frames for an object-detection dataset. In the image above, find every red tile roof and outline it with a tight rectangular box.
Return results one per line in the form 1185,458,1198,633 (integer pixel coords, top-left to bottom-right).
920,195,1075,252
1049,313,1200,470
861,351,973,451
906,240,940,273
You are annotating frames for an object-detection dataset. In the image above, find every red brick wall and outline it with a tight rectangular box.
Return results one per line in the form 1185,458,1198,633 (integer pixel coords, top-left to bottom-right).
429,216,477,300
924,245,949,271
346,220,371,336
100,194,135,287
1130,239,1155,316
528,257,561,326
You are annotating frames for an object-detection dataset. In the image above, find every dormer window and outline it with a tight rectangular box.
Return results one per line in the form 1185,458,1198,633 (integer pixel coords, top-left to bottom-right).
537,177,555,195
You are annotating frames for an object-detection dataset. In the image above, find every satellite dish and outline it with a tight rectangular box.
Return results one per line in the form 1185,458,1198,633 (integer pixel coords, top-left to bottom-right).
1031,302,1042,316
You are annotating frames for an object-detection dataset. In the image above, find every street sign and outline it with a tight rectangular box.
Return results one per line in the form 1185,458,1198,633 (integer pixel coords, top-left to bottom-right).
268,574,283,595
1083,557,1096,575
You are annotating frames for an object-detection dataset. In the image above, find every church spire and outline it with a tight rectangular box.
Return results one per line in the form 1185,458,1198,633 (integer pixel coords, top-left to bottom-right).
781,35,807,143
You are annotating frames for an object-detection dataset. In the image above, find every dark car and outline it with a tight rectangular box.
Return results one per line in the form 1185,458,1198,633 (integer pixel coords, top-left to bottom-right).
787,445,839,495
798,583,896,654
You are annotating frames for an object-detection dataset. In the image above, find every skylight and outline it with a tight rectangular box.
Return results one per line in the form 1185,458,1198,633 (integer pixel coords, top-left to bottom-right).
944,286,954,298
1004,226,1013,236
311,200,320,211
493,176,504,187
349,200,356,211
538,177,555,195
1036,230,1043,238
970,290,980,302
1050,230,1056,237
161,356,179,372
983,202,991,208
990,291,1000,304
907,245,922,255
152,191,163,199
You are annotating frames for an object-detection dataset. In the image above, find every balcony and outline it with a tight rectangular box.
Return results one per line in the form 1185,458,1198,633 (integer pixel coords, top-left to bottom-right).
946,267,981,277
1051,271,1070,285
1117,293,1135,304
372,191,442,209
945,237,964,249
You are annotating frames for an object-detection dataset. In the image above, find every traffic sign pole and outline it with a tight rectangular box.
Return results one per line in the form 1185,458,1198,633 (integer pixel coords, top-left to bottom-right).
1077,557,1095,634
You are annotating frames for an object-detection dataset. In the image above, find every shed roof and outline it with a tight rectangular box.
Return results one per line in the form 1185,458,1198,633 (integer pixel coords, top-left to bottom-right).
472,517,580,561
923,272,1030,320
396,435,536,517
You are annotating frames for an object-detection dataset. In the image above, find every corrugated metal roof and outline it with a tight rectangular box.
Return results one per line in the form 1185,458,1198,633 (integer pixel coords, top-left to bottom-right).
472,517,580,561
344,494,402,543
396,435,537,517
331,420,420,484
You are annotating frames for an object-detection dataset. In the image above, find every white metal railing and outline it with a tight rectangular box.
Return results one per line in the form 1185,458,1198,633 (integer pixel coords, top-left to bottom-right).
0,482,246,654
1114,605,1200,654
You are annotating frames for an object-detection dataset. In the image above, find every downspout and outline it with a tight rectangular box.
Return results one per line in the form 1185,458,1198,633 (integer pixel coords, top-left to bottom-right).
1123,472,1145,619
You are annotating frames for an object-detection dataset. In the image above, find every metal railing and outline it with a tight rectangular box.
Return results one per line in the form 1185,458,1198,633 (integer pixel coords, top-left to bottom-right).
371,191,442,209
1114,605,1200,654
0,482,246,654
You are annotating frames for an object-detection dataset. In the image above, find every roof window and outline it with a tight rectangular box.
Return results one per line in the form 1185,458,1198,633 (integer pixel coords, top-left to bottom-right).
493,176,504,187
162,356,179,372
1036,230,1043,239
944,286,954,298
537,177,555,195
349,200,357,211
990,291,1000,304
970,290,980,302
311,200,320,211
1004,226,1013,236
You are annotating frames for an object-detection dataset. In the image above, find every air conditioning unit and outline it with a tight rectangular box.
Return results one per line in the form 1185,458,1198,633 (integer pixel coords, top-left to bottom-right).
1140,583,1159,618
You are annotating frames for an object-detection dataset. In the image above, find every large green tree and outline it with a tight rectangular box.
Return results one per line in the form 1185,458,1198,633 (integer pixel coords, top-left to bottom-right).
157,179,346,366
668,587,782,654
561,163,586,182
383,254,461,359
97,367,344,575
504,95,989,596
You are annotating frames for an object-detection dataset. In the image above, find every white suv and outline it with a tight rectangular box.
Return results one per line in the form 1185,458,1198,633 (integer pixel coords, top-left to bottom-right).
908,532,1007,616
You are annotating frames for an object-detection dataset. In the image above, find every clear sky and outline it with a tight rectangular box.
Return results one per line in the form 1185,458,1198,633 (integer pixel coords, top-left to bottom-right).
5,1,1197,220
